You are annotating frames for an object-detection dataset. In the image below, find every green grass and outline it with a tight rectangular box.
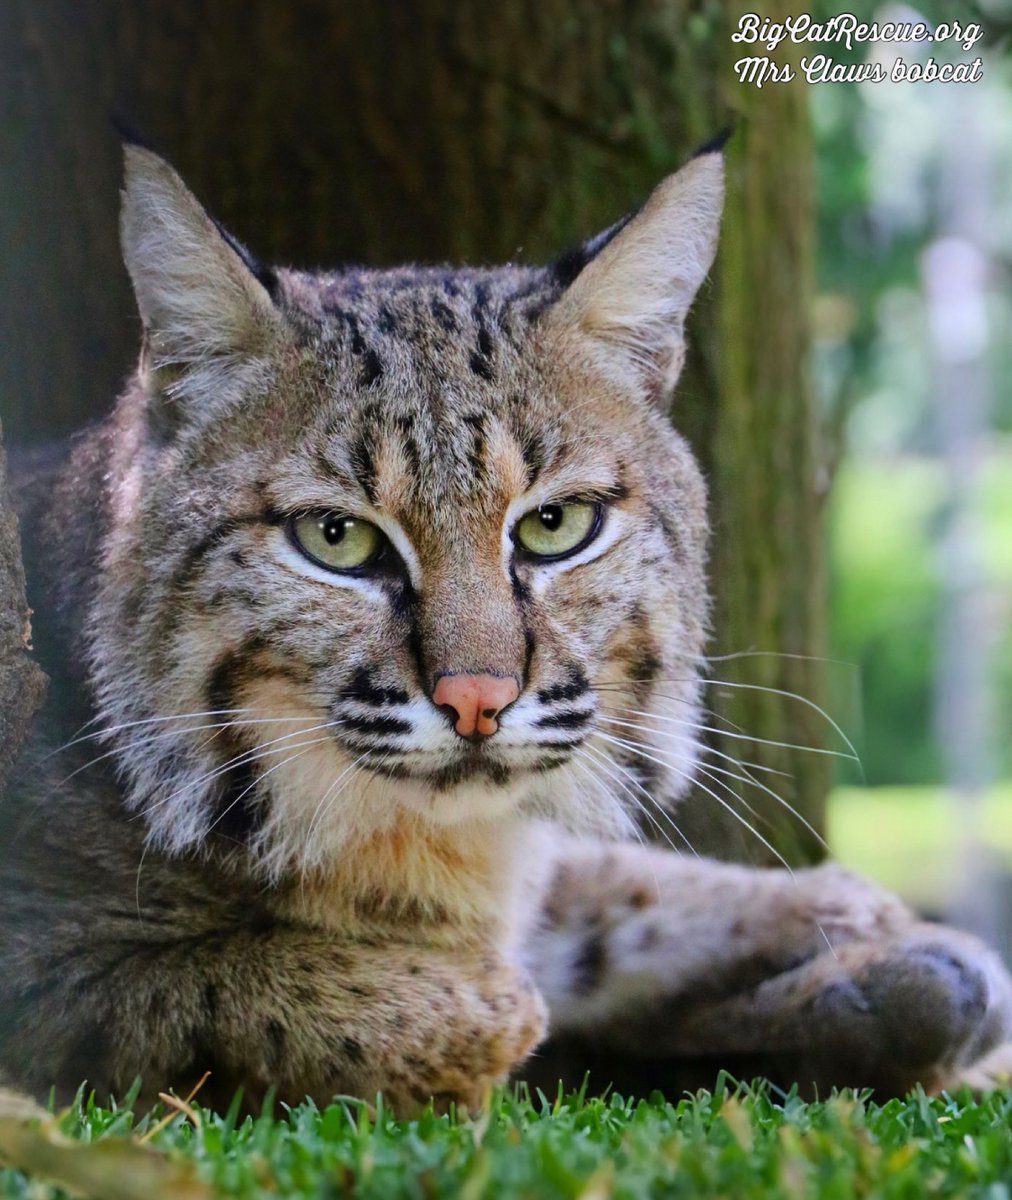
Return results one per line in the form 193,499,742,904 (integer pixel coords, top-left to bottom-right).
829,784,1012,908
3,1081,1012,1199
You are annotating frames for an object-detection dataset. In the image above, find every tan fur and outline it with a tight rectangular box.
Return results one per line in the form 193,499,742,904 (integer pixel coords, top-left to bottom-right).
1,143,1008,1112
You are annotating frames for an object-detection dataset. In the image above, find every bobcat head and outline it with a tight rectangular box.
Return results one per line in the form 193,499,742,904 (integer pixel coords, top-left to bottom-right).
89,142,723,876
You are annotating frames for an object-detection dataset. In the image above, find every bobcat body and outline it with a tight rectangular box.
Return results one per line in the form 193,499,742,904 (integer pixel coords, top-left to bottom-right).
1,144,1009,1112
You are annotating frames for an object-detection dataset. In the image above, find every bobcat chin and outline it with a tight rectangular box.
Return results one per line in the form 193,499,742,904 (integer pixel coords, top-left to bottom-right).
1,141,1008,1113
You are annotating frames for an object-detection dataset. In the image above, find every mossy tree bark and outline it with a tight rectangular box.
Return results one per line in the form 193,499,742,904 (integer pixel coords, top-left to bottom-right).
0,0,825,861
0,425,46,794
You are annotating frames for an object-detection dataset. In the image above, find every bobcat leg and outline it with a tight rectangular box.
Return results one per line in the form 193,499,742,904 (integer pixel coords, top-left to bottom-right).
525,839,1012,1096
633,926,1011,1094
2,929,546,1116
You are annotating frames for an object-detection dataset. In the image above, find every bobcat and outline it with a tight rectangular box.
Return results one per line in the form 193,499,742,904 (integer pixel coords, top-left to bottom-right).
1,140,1009,1114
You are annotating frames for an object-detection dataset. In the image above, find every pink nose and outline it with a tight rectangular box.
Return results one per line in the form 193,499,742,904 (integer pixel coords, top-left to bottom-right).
432,674,521,738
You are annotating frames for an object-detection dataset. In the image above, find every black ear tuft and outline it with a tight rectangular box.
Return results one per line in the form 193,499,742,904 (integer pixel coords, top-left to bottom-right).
549,209,640,290
692,125,735,159
209,215,279,300
109,112,163,155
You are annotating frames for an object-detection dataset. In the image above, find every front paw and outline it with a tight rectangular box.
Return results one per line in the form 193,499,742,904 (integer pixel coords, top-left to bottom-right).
456,959,549,1088
386,962,548,1115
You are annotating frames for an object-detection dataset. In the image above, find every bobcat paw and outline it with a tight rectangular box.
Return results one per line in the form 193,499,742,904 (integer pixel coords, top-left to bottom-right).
385,963,548,1115
797,926,1012,1094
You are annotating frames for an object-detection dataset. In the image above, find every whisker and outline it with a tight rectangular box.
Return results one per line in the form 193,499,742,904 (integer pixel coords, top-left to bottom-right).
594,730,796,873
694,760,780,841
700,744,794,778
568,752,668,901
297,755,373,909
697,758,828,852
584,741,695,856
702,678,860,762
596,710,798,778
692,760,792,838
205,743,326,837
594,687,760,745
697,703,750,737
567,750,649,852
700,649,857,669
579,742,691,856
50,716,343,793
139,725,342,820
593,729,838,957
593,723,768,832
303,752,373,851
600,708,857,763
596,676,859,761
36,709,325,772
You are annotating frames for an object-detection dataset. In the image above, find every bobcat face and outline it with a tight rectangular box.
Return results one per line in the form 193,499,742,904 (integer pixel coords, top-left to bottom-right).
90,145,722,875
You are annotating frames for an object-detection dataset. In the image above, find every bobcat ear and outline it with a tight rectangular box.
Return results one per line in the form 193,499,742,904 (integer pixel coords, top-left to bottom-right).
547,150,724,403
119,143,283,424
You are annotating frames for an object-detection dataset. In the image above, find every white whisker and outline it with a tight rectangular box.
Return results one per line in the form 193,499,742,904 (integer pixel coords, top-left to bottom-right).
700,649,857,669
303,752,372,852
696,758,828,852
601,706,857,762
568,750,648,852
138,725,341,820
50,716,328,790
596,674,859,762
593,730,796,874
579,742,690,856
38,708,302,763
609,709,795,780
592,729,838,958
205,743,327,837
702,677,859,762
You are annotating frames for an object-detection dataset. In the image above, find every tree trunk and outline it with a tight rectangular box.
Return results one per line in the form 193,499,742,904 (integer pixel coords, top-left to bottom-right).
0,426,47,793
0,0,825,861
706,5,826,862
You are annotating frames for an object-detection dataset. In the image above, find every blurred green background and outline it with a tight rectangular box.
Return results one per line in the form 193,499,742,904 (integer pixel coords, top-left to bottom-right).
814,12,1012,949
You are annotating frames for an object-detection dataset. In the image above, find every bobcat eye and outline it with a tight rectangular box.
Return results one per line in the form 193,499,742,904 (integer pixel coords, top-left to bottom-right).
288,512,385,573
514,501,602,562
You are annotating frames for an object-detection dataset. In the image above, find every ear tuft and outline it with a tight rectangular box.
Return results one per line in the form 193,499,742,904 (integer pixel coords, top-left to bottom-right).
547,152,724,404
109,112,161,154
692,126,734,158
120,144,280,372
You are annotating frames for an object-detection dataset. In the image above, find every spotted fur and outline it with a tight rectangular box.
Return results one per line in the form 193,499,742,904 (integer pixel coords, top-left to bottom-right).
1,143,1008,1110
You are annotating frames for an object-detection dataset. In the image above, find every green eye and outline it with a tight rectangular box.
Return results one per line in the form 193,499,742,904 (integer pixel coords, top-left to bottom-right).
514,501,602,561
289,512,385,572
